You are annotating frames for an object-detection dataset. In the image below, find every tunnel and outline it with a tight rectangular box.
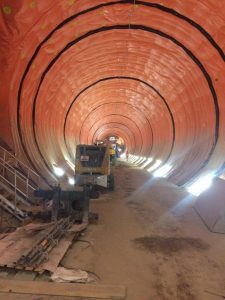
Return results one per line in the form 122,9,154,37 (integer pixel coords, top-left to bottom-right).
1,1,225,298
0,0,225,188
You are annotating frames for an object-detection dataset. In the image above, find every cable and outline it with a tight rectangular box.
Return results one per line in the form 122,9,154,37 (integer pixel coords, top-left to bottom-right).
77,239,92,249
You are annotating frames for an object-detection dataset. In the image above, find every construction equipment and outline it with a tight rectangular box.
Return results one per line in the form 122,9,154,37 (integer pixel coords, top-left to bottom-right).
75,144,115,191
33,187,91,223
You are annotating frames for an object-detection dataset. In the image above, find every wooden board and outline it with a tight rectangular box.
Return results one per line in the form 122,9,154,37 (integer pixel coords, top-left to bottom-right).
0,279,127,299
38,231,77,273
0,228,35,267
0,294,113,300
19,222,54,232
38,223,87,273
0,222,86,273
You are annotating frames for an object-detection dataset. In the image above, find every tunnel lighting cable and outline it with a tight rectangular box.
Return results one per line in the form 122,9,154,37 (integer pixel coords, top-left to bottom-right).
187,173,215,196
147,159,162,172
153,164,173,178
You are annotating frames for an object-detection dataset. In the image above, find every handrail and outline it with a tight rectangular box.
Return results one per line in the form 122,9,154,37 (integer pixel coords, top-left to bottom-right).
0,145,40,205
0,157,30,182
0,145,40,181
0,173,34,199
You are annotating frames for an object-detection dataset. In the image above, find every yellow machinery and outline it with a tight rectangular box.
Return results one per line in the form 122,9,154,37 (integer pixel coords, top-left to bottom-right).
75,144,114,190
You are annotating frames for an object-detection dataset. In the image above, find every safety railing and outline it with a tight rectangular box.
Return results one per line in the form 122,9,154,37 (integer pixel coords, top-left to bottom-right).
0,145,40,206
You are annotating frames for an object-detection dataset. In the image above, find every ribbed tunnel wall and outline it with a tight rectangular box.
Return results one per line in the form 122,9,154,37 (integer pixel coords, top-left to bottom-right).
0,0,225,186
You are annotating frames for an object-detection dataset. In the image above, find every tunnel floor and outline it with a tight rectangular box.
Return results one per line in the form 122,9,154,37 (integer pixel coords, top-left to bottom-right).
2,162,225,300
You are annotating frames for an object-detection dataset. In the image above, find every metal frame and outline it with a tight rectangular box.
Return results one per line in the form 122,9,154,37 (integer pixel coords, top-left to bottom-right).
0,146,40,208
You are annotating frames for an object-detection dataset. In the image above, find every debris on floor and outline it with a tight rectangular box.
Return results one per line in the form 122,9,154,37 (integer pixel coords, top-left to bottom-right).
133,236,209,255
51,266,93,283
0,220,86,273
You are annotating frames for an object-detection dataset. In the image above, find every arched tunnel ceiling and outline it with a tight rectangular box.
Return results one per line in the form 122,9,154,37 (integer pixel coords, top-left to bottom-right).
0,0,225,186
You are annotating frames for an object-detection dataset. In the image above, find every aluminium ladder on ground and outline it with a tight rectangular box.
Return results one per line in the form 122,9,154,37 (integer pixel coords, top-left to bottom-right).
0,145,40,221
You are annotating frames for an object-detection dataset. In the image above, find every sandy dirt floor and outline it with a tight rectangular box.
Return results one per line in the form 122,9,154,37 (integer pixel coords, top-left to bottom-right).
1,162,225,299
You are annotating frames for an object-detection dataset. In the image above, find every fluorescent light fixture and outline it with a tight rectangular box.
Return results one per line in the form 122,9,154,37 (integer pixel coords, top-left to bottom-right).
153,164,172,178
68,177,75,185
120,152,126,159
135,157,143,164
141,157,153,169
187,174,214,196
53,166,65,177
147,159,162,172
132,156,139,163
138,157,146,165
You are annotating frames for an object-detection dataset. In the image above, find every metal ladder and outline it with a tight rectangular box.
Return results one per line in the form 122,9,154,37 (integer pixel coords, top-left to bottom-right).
0,192,26,221
0,145,40,221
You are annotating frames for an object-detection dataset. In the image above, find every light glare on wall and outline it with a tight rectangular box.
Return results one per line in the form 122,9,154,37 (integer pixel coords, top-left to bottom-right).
153,164,172,178
68,177,75,185
141,157,153,168
187,174,214,196
53,166,65,177
147,159,162,172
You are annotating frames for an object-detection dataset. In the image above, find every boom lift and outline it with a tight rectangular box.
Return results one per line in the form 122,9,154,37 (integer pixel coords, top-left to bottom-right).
75,144,115,191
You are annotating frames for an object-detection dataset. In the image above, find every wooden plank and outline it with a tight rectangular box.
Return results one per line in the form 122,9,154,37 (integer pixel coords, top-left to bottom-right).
0,227,41,266
0,279,127,299
19,222,54,232
37,231,77,273
0,293,111,300
14,270,37,281
37,223,88,273
0,222,87,274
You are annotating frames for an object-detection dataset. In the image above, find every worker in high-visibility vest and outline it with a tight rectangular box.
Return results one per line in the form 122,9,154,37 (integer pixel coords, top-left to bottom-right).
109,146,116,165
